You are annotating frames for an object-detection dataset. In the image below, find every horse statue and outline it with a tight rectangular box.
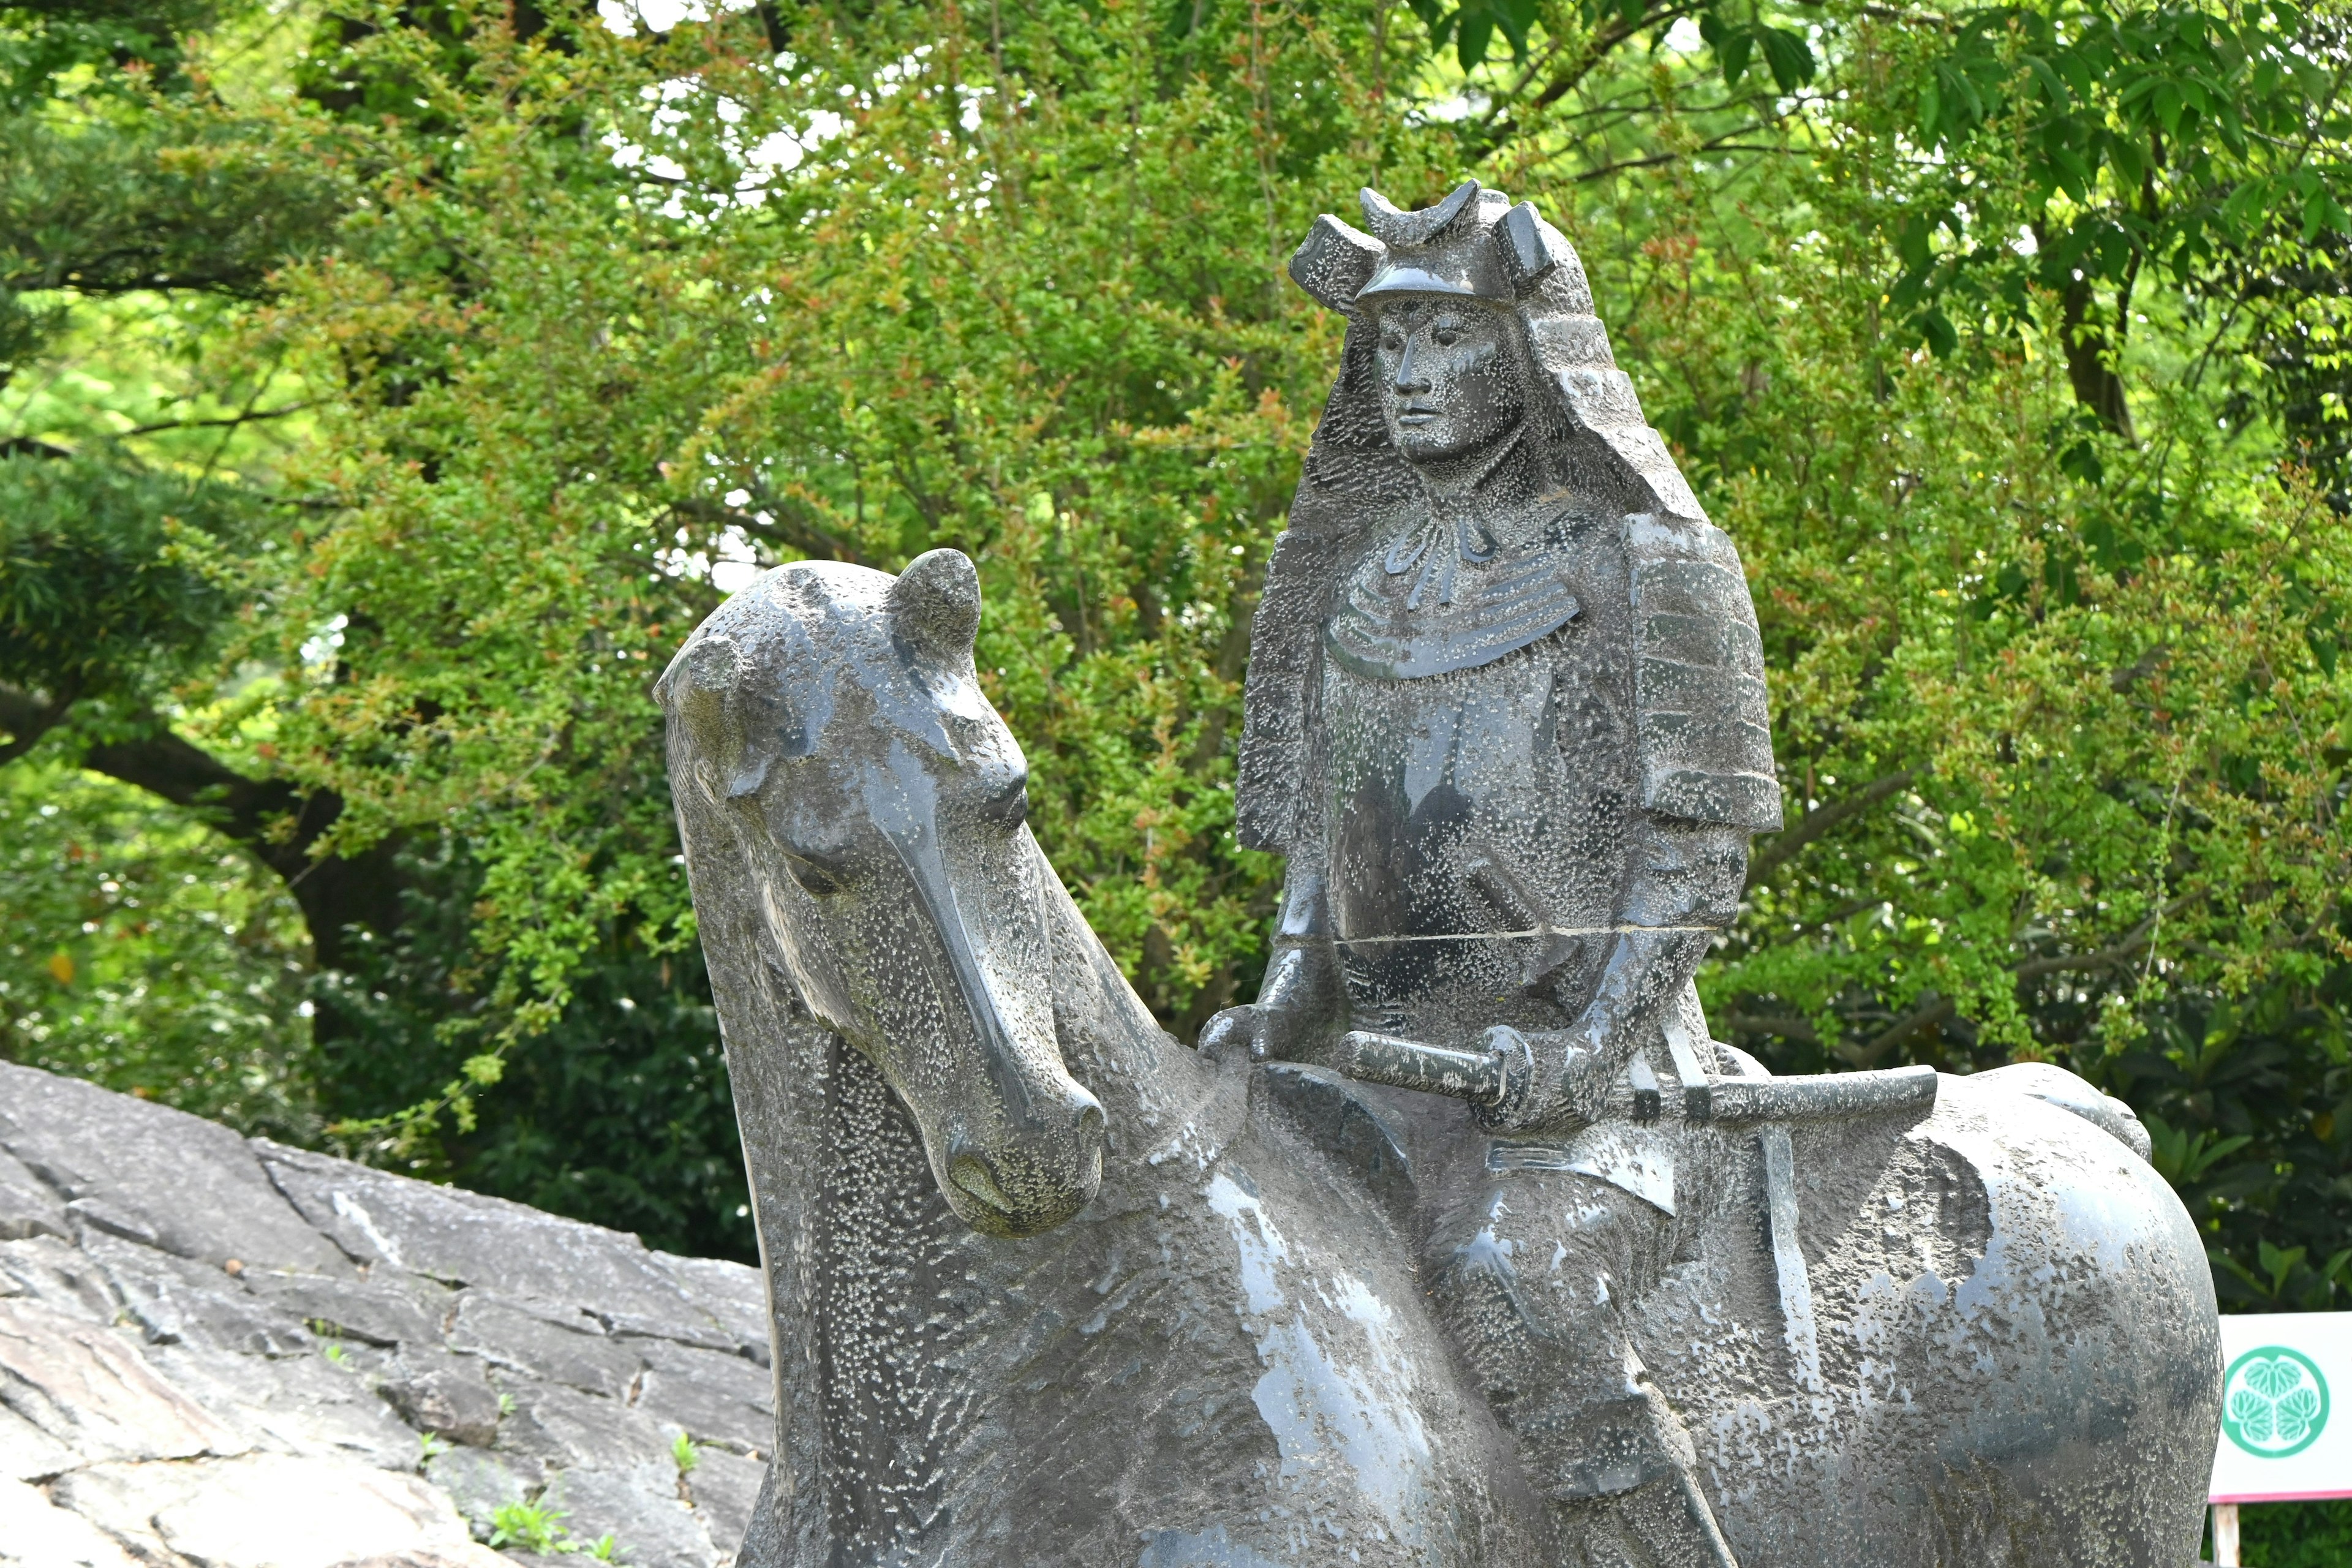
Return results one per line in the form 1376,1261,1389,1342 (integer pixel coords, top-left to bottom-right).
658,549,2221,1567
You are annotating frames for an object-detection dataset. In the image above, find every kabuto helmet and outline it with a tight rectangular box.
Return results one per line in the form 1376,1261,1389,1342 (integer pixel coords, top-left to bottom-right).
1233,181,1779,854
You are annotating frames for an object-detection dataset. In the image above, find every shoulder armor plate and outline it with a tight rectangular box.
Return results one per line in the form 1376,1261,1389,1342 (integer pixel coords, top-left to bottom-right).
1626,514,1782,831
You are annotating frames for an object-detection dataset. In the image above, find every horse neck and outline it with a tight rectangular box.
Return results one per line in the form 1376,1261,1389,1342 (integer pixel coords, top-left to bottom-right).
1031,840,1235,1183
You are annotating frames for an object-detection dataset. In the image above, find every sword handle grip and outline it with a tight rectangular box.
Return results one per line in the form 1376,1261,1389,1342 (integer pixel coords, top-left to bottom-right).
1337,1028,1527,1110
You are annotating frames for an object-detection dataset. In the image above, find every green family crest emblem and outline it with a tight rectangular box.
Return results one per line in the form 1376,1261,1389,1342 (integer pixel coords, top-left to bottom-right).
2223,1346,2331,1458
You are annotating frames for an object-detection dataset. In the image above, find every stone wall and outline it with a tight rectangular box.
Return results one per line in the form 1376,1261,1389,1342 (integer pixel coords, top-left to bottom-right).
0,1062,772,1568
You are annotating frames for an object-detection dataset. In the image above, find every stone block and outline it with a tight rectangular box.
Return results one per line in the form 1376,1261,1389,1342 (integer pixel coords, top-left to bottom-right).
630,1338,771,1455
647,1252,769,1364
382,1351,505,1447
254,1142,711,1333
0,1064,349,1276
494,1376,673,1474
683,1445,766,1556
424,1443,534,1539
147,1341,423,1471
0,1477,139,1568
541,1462,717,1568
449,1293,643,1399
84,1232,315,1357
0,1150,64,1244
0,1235,121,1325
0,1297,243,1463
0,1401,72,1482
243,1264,456,1348
51,1452,510,1568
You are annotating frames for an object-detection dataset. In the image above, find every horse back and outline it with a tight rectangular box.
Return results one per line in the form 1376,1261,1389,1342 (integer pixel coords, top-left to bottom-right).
1642,1073,2219,1568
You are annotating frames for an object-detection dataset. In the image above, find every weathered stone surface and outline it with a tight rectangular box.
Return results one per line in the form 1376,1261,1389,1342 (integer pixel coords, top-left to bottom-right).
0,1063,768,1566
448,1294,642,1399
243,1264,454,1348
0,1235,122,1324
254,1142,712,1334
0,1401,72,1481
381,1350,505,1447
541,1463,716,1568
148,1341,424,1471
85,1232,316,1357
55,1452,508,1568
425,1444,534,1537
630,1338,771,1455
492,1375,676,1474
0,1298,244,1463
0,1064,350,1276
646,1253,768,1363
682,1445,766,1550
0,1149,66,1244
0,1477,138,1567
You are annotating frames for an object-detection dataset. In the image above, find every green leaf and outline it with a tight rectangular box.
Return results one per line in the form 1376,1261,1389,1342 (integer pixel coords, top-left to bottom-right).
1757,26,1814,92
1918,78,1941,142
1921,308,1958,357
1898,213,1932,272
2024,54,2068,106
1455,10,1494,69
1719,26,1753,86
2103,130,2146,189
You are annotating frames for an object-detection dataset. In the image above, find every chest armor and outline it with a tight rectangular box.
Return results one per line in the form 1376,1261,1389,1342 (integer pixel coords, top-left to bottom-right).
1319,501,1636,1049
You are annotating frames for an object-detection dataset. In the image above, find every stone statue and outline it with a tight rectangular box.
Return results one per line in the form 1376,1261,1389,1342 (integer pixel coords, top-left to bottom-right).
1205,177,1784,1563
659,181,2224,1568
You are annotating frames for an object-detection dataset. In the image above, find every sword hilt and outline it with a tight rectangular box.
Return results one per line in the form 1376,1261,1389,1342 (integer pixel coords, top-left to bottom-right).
1336,1026,1533,1120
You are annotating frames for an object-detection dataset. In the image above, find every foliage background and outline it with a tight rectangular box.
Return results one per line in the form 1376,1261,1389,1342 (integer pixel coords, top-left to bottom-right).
6,0,2352,1547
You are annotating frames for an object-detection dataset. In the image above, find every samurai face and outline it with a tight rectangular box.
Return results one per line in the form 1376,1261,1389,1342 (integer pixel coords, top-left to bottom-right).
1374,296,1526,466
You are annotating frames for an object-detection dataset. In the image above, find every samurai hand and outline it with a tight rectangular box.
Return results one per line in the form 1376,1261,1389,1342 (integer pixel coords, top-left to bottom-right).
1474,1020,1605,1136
1198,942,1344,1065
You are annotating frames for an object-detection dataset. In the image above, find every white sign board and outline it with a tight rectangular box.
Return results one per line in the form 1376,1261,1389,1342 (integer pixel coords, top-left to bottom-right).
2212,1313,2352,1504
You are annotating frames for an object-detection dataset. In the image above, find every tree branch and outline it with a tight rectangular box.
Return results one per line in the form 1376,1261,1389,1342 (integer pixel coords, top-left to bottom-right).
1719,1011,1821,1044
70,710,407,971
2012,900,2190,981
1727,895,2198,1067
114,401,316,439
0,680,81,766
1839,994,1956,1066
1746,769,1917,887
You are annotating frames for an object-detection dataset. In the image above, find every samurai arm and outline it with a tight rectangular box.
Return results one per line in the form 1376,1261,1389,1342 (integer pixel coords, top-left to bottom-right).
1487,815,1748,1134
1198,865,1347,1065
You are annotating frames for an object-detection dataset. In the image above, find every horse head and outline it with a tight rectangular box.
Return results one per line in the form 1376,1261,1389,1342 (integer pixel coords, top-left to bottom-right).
656,549,1104,1237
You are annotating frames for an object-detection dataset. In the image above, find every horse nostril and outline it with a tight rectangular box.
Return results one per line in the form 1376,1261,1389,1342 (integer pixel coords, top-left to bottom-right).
1074,1101,1105,1148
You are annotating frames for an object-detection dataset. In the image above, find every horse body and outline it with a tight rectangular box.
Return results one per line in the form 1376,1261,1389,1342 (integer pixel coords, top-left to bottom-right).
663,552,2218,1568
666,555,1545,1566
1664,1078,2216,1565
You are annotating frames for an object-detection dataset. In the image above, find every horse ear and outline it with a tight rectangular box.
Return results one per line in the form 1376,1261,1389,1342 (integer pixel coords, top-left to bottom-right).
662,633,777,799
888,548,982,671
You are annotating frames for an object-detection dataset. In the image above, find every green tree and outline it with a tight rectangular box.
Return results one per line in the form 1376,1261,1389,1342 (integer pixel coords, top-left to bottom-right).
5,0,2352,1303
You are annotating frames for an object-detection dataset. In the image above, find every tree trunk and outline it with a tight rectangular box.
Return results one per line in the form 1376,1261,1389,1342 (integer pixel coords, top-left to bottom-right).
2059,275,2136,441
1,687,406,978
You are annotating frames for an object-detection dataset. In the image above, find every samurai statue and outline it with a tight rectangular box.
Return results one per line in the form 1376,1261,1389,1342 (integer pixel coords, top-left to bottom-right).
1201,180,1782,1566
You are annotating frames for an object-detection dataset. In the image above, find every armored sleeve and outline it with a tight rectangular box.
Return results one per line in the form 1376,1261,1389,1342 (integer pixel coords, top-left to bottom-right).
1624,513,1782,832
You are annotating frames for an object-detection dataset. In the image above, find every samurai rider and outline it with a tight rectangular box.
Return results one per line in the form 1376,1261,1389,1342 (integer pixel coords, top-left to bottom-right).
1199,182,1781,1567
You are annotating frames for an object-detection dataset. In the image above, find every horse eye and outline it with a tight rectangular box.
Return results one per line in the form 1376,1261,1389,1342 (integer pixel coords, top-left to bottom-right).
785,852,842,896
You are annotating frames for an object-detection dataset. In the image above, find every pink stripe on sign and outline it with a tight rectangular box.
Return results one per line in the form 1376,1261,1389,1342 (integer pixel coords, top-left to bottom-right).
2211,1488,2352,1504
